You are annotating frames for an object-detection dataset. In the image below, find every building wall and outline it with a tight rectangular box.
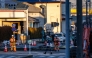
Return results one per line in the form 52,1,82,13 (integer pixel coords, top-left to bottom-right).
35,3,62,33
0,10,26,18
0,9,28,35
28,13,44,28
61,3,71,34
0,19,2,26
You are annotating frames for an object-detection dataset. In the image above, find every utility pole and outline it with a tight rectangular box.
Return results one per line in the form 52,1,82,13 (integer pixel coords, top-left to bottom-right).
86,0,88,27
65,0,70,58
88,0,91,27
76,0,83,58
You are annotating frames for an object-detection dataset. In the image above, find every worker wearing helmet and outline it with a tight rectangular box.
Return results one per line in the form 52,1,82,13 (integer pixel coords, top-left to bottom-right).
20,34,26,44
10,35,16,52
44,36,53,54
54,35,60,51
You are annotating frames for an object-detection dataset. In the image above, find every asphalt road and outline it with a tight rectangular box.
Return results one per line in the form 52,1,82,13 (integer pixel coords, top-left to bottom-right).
0,49,65,58
0,54,65,58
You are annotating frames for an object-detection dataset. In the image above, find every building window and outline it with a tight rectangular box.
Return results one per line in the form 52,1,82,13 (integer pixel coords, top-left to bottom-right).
42,8,44,15
30,22,33,27
8,4,16,9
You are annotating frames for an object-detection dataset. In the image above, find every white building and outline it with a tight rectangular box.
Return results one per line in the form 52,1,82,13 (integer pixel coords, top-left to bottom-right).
29,1,71,33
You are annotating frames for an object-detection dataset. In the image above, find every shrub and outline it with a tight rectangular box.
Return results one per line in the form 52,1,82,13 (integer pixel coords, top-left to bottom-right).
0,26,13,42
28,27,43,39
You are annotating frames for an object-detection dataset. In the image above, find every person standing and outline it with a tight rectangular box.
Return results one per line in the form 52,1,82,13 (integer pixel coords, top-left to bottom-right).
44,36,53,54
20,34,26,44
54,35,60,52
10,35,16,52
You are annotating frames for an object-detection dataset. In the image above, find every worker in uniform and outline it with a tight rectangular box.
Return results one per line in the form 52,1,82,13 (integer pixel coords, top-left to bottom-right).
44,36,53,54
10,35,16,52
20,34,26,44
54,35,60,52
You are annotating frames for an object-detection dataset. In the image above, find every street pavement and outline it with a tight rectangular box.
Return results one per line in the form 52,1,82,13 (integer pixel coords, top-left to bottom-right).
0,41,67,58
0,55,65,58
0,50,65,58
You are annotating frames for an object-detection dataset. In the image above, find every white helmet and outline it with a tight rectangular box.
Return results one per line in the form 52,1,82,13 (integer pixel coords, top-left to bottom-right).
12,35,14,36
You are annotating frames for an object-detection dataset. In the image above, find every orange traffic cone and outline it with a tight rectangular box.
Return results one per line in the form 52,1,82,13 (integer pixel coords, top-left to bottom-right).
4,45,8,52
33,41,36,46
24,45,27,51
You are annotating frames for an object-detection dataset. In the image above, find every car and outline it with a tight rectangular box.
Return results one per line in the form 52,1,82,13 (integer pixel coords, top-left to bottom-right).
54,32,66,43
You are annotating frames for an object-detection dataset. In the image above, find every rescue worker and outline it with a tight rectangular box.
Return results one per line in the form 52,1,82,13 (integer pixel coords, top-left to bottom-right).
44,36,53,54
10,35,16,52
54,35,60,52
20,34,26,44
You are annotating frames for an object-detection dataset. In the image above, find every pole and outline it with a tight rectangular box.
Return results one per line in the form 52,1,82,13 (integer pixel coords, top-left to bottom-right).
76,0,83,58
65,0,70,58
89,0,91,27
26,9,28,36
86,0,88,27
29,44,31,54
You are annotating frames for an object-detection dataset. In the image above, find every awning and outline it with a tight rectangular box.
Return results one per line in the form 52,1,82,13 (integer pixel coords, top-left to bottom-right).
23,2,41,13
28,16,39,23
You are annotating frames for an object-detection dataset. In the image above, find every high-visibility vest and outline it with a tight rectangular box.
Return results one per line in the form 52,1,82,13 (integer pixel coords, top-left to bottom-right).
10,38,15,43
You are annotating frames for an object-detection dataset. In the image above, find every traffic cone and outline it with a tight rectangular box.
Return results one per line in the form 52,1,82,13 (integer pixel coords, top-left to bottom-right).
4,45,8,52
24,45,27,51
33,41,36,46
31,41,33,46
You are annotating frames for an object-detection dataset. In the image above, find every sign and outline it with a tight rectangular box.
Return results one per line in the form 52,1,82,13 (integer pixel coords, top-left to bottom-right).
28,40,32,44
